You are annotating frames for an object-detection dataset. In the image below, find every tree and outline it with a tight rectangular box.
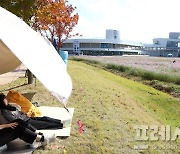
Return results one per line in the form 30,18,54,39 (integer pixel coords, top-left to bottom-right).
0,0,36,24
32,0,79,52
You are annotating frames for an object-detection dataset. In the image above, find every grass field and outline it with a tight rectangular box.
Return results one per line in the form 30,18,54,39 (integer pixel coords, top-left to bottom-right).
70,56,180,98
0,60,179,153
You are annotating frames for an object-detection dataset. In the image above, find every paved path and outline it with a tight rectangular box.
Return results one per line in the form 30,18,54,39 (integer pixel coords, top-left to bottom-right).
0,64,27,86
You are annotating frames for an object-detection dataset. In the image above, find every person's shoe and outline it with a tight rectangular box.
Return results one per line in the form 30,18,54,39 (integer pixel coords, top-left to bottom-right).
41,134,56,147
31,141,42,148
62,119,72,128
35,130,43,136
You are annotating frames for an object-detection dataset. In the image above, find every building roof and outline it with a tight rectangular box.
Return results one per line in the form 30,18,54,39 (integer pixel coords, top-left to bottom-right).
64,38,143,46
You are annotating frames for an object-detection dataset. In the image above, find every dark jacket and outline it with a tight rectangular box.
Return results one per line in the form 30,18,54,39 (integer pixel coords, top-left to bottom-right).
1,105,30,122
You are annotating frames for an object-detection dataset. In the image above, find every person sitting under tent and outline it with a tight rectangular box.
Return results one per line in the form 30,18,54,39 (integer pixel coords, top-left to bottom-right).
0,93,70,130
0,119,55,148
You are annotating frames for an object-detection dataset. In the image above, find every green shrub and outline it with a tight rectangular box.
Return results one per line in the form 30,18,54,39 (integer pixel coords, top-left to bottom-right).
105,63,130,72
142,71,180,85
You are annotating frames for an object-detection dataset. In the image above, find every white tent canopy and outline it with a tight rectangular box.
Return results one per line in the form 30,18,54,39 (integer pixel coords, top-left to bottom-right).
0,7,72,106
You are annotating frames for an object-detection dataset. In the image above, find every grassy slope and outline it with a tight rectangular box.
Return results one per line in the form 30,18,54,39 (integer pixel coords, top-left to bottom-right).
0,60,179,153
70,57,180,98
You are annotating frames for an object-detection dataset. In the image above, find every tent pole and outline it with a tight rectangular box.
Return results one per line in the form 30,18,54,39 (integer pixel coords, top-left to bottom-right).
27,69,34,84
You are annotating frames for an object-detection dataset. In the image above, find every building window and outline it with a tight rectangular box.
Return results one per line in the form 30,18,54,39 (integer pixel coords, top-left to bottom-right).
155,41,159,45
101,43,111,48
113,44,116,49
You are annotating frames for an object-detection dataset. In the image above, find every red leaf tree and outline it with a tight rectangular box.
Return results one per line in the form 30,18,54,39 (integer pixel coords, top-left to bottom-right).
32,0,79,52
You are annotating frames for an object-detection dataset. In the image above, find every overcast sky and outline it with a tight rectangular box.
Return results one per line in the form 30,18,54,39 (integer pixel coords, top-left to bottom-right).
68,0,180,44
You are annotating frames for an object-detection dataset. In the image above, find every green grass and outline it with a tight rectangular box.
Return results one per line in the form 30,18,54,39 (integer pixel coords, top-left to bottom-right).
70,57,180,99
70,57,180,85
0,60,179,153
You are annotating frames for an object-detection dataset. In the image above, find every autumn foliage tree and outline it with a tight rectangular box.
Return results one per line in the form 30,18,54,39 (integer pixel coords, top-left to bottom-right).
32,0,79,52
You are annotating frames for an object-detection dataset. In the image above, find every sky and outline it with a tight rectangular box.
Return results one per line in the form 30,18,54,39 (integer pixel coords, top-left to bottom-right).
68,0,180,44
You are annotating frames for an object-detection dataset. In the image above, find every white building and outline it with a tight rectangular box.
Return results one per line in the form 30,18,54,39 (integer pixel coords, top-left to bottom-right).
61,30,180,57
142,32,180,57
61,29,143,56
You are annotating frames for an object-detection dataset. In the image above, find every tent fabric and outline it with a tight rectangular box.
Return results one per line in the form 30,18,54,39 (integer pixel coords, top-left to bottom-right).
7,90,42,117
0,40,21,74
0,7,72,106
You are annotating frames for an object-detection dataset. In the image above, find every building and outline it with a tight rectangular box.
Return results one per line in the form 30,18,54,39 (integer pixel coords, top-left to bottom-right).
142,32,180,57
61,30,180,57
61,29,143,56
